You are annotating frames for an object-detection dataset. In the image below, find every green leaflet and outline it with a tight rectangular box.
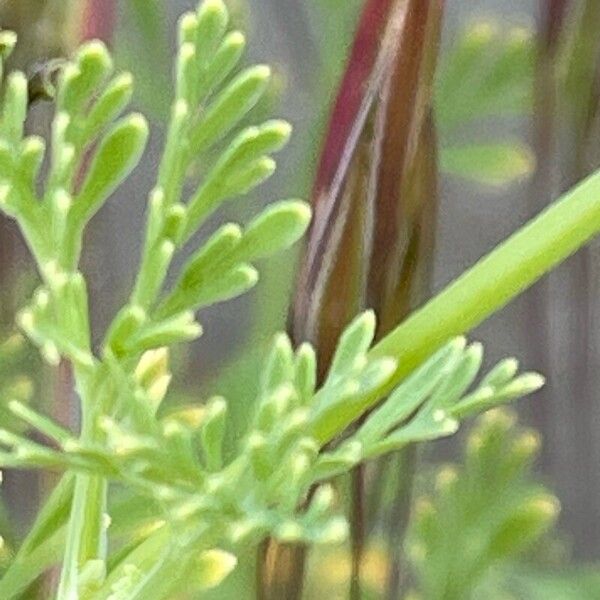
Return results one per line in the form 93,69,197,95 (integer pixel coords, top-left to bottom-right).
200,397,228,471
188,65,272,154
72,114,149,227
441,142,535,186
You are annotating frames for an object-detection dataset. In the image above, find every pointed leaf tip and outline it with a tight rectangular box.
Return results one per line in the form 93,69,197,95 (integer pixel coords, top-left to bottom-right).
239,199,311,262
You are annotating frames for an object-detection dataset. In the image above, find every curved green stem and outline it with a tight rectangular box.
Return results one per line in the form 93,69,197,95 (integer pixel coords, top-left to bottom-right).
315,169,600,443
373,170,600,378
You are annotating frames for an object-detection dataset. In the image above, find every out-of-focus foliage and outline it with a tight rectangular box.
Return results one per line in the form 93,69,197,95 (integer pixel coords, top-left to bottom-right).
0,332,35,434
437,23,534,129
306,0,364,85
407,409,559,600
0,0,78,68
437,23,536,186
0,329,36,551
440,142,534,187
502,566,600,599
114,0,171,117
558,0,600,158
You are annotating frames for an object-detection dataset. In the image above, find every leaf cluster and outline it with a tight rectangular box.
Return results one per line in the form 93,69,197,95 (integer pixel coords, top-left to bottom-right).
0,310,542,598
407,410,559,600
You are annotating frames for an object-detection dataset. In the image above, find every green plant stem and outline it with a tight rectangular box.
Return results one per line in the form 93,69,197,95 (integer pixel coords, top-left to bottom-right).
57,475,107,598
56,370,107,599
310,170,600,444
373,170,600,373
378,173,595,357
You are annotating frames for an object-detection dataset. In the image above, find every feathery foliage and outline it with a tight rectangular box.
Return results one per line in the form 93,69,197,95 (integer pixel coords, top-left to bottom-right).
407,410,559,599
0,2,599,598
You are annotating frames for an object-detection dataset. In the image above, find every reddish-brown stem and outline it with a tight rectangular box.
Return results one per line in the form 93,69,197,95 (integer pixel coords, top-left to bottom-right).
281,2,443,597
349,464,366,600
80,0,118,42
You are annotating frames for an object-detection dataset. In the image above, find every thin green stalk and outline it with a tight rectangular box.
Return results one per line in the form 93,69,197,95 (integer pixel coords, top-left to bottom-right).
16,473,74,560
372,169,600,367
313,169,600,444
57,475,106,599
0,476,73,599
57,371,107,600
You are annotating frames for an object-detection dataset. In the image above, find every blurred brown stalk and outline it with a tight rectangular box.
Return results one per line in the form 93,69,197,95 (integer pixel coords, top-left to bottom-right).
259,1,444,598
531,0,600,558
